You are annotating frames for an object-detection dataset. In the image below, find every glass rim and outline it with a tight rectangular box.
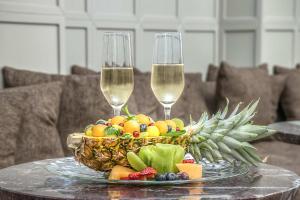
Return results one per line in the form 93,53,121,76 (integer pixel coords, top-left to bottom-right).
154,32,181,37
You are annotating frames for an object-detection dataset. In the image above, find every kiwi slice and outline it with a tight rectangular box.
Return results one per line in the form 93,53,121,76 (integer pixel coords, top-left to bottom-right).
127,152,147,171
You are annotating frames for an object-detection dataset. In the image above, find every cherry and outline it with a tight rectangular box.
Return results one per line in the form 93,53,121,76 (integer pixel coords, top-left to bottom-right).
133,131,140,138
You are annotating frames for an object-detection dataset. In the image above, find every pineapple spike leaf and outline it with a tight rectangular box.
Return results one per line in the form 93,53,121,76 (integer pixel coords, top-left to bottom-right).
220,98,229,119
229,102,242,118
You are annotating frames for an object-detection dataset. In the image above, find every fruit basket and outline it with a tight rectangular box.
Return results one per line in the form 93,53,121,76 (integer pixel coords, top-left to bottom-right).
67,101,275,183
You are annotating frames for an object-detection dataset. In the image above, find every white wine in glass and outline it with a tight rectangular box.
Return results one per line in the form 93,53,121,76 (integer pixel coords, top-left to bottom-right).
100,32,134,116
151,32,185,120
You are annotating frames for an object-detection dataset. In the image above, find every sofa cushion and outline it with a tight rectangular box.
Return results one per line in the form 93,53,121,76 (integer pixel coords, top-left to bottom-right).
254,140,300,175
216,62,275,125
71,65,142,75
0,82,64,168
2,66,138,155
281,71,300,120
206,63,268,81
273,65,300,75
206,64,219,82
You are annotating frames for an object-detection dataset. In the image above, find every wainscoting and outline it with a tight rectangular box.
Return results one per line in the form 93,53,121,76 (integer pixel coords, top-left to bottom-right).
0,0,299,88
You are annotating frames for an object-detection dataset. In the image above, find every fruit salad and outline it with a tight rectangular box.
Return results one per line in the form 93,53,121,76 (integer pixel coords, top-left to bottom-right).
84,106,186,139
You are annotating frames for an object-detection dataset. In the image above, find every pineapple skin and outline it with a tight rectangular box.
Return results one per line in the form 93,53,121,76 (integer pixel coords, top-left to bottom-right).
74,135,190,171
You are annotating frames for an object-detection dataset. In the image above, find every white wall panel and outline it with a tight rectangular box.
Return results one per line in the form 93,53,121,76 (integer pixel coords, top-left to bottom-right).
141,0,176,17
224,31,255,66
263,31,294,67
64,0,86,12
264,0,294,18
0,23,59,72
179,0,215,18
0,0,57,6
225,0,256,18
66,28,87,72
91,0,134,16
184,31,215,75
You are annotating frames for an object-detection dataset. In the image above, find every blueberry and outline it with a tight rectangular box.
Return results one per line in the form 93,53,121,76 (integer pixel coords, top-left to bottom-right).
96,119,106,125
166,173,177,181
140,124,147,132
155,174,167,181
178,172,189,180
167,125,172,132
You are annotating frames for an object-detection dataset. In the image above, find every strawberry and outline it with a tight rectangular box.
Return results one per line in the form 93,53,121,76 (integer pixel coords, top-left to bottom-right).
140,167,157,178
183,159,194,163
128,172,142,180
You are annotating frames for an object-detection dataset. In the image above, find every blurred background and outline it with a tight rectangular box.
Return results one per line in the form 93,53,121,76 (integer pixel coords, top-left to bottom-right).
0,0,299,88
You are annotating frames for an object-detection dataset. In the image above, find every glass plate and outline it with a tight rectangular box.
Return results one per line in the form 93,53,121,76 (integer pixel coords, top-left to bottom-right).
46,157,249,185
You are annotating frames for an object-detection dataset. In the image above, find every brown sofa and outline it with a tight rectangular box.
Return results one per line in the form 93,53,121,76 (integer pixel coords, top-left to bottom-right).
1,63,300,177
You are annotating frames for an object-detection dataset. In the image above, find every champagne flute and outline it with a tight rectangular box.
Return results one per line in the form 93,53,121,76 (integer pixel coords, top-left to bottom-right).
100,32,134,116
151,32,185,120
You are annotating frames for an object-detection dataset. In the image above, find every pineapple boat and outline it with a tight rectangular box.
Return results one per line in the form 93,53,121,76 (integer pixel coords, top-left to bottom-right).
67,100,275,172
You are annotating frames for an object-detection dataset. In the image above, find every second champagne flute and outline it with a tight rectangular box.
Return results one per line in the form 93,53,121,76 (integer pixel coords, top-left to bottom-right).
151,32,185,120
100,32,134,116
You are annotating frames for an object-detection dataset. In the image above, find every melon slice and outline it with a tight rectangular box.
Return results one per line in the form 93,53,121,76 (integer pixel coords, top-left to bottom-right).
108,165,135,180
176,163,202,179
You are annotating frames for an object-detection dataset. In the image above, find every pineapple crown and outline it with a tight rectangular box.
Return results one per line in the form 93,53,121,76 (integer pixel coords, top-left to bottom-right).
186,99,276,166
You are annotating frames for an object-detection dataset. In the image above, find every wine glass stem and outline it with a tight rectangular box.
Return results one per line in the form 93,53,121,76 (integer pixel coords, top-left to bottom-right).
164,105,172,120
113,106,122,116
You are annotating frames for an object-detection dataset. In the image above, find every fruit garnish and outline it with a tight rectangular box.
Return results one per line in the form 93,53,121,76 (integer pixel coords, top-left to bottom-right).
154,121,168,135
133,131,140,138
139,132,149,138
148,122,154,126
136,114,151,125
128,172,142,180
178,172,189,180
106,122,112,127
92,124,107,137
105,126,121,136
124,120,140,134
111,116,126,125
176,163,202,179
172,118,184,130
127,152,147,171
140,167,157,178
138,144,185,173
146,126,160,137
165,120,176,130
155,172,189,181
139,124,147,132
183,159,195,164
120,133,132,139
108,165,135,180
84,124,93,136
164,130,186,137
122,106,137,121
95,119,107,125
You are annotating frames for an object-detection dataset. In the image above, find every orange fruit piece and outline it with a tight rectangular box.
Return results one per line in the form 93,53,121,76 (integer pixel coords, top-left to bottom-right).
176,163,202,179
154,121,168,135
136,114,151,125
124,120,140,134
165,120,177,130
108,165,136,180
92,124,107,137
111,116,126,125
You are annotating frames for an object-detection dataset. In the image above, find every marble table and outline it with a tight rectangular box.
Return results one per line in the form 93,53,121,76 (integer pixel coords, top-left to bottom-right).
0,158,299,200
269,121,300,144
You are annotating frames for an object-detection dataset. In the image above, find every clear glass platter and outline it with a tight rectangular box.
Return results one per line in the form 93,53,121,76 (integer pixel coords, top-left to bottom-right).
46,157,249,185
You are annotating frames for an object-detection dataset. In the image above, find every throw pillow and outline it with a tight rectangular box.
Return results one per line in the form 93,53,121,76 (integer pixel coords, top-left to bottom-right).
0,82,64,168
273,65,300,75
216,62,274,125
281,71,300,120
2,67,138,155
206,63,268,81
